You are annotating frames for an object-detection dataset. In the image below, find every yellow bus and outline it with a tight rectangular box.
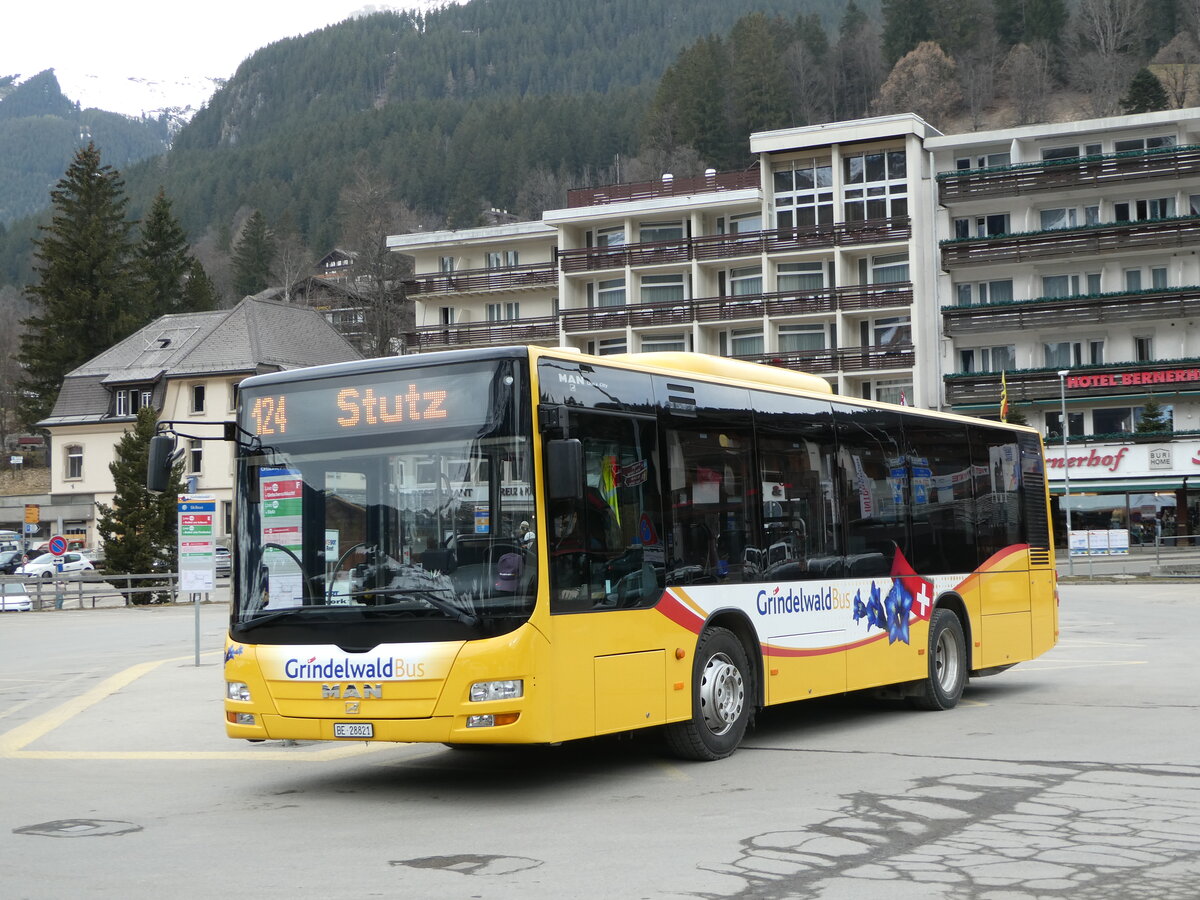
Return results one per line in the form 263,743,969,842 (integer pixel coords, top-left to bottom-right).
185,346,1057,760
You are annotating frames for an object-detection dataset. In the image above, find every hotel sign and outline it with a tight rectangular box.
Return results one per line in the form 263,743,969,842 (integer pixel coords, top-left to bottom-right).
1066,367,1200,390
1045,441,1200,479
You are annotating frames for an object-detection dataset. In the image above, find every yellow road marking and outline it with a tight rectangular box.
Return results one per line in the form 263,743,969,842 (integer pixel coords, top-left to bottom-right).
0,652,390,762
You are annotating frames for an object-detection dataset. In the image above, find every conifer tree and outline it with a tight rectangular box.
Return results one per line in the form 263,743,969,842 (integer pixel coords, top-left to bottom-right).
881,0,937,65
1136,398,1172,432
231,210,276,298
180,258,220,312
96,406,184,601
136,188,193,317
995,0,1068,47
1120,67,1170,113
17,143,137,428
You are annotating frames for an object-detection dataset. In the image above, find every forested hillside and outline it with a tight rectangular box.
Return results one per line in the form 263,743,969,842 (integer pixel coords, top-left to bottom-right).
0,71,171,225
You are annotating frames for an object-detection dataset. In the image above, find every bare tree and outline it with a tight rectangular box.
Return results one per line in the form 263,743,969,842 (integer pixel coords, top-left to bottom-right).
784,39,833,126
273,225,314,303
958,30,1001,130
834,21,886,119
1071,0,1146,116
514,165,572,219
1152,31,1200,107
874,42,963,128
337,168,421,358
1002,42,1055,125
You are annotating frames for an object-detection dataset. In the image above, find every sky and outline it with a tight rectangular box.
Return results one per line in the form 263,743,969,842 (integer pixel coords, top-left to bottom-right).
4,1,448,114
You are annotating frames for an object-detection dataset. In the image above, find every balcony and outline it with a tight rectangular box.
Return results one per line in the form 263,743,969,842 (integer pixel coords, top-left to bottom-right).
941,216,1200,269
559,218,911,273
735,343,915,375
943,286,1200,336
566,169,760,207
559,283,913,333
937,144,1200,203
944,358,1200,408
409,316,560,351
404,263,557,295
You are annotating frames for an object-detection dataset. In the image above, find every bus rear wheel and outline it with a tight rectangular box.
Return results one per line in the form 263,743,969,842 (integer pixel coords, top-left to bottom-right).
912,608,966,710
665,626,753,761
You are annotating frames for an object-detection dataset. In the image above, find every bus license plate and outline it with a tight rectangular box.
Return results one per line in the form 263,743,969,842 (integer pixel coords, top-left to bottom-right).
333,723,373,739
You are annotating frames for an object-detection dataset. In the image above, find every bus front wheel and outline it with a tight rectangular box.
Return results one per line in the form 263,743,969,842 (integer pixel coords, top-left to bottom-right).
665,626,753,761
912,608,966,711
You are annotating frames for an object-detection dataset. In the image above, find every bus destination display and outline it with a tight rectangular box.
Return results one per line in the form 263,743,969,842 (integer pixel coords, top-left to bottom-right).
242,367,496,441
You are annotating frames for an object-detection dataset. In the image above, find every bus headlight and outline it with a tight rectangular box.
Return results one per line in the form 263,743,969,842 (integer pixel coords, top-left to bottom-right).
470,679,523,702
227,681,251,702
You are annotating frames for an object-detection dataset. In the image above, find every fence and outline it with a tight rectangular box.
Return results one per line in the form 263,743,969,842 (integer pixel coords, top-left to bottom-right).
0,571,188,611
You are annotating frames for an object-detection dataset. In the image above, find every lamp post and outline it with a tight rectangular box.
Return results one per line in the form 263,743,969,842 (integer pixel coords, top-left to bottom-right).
1058,369,1074,574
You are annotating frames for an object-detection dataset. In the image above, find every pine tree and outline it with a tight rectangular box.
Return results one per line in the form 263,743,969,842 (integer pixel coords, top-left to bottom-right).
231,210,276,298
136,188,193,317
995,0,1068,47
1136,398,1172,432
17,143,137,429
95,406,184,603
180,258,220,312
1120,67,1170,113
881,0,937,65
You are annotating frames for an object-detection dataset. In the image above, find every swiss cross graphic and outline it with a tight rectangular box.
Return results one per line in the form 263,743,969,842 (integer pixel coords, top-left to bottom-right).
890,547,933,621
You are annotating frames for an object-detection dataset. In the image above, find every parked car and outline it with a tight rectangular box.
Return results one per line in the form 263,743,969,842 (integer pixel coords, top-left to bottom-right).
215,546,231,578
0,550,24,575
0,581,33,612
17,552,95,579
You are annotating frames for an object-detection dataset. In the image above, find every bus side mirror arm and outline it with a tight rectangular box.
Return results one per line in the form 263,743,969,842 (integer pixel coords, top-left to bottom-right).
546,439,584,501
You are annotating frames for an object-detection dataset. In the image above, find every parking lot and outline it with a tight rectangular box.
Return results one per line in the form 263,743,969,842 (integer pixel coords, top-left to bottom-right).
1,583,1198,899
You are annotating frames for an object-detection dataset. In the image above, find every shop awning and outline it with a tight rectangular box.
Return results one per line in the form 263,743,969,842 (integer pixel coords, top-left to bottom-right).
1049,477,1194,494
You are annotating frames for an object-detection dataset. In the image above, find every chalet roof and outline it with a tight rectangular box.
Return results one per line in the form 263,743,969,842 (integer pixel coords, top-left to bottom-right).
41,297,362,427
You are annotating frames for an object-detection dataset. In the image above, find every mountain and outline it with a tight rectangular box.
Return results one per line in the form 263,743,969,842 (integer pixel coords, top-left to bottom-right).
0,70,172,225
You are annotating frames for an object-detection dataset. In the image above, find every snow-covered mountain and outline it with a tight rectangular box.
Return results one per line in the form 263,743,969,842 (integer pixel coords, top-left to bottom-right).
51,68,224,127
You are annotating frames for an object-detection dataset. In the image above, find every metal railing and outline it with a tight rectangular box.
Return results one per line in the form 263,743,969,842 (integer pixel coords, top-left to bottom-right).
0,571,188,610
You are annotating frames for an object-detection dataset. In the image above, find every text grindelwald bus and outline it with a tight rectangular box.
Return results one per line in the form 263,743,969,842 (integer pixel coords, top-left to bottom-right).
175,347,1058,760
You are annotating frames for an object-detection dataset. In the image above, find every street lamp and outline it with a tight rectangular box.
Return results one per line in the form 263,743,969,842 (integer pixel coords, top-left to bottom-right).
1058,369,1074,574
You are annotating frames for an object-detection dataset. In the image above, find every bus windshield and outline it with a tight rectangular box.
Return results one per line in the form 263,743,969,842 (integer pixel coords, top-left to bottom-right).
231,358,535,644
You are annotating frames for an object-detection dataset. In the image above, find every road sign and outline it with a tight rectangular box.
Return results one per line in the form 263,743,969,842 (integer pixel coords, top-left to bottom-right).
48,535,67,556
24,504,39,524
24,523,38,534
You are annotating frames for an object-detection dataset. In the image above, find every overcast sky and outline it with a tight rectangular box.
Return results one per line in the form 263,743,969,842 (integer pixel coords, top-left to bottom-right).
5,2,430,83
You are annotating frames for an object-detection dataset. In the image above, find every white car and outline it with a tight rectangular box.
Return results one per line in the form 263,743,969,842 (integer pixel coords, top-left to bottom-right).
17,552,95,579
1,581,33,611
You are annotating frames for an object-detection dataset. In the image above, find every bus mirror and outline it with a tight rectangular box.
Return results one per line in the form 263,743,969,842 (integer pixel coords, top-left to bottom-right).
146,435,177,493
546,439,583,501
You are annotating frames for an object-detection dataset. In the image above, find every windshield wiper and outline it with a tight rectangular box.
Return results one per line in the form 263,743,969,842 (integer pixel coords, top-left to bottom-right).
236,607,339,631
363,589,477,626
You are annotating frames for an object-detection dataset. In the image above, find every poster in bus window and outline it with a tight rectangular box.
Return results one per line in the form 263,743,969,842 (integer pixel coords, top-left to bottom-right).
989,444,1020,493
260,467,304,607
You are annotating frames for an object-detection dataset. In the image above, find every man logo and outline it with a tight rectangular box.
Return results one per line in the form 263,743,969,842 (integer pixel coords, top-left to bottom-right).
322,683,382,699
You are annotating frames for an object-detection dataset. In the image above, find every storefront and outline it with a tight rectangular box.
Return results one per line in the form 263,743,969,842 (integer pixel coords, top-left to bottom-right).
1044,438,1200,546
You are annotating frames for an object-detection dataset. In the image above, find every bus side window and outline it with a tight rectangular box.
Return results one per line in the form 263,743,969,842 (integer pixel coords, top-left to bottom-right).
970,426,1023,559
904,419,976,574
832,404,907,576
750,391,841,579
663,417,756,585
550,414,664,611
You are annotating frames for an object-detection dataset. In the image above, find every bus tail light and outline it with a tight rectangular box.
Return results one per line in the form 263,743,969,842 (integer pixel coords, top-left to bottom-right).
470,680,523,702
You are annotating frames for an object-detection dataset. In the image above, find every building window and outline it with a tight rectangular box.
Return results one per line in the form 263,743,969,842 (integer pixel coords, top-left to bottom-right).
188,440,203,475
954,151,1011,170
1113,197,1176,221
777,262,827,293
638,220,684,243
485,250,519,269
871,316,911,346
1134,336,1154,361
588,278,626,308
596,337,627,355
1114,135,1176,152
1093,407,1136,434
65,445,83,480
959,345,1015,373
843,149,907,221
778,324,829,352
439,256,455,273
1039,205,1098,231
439,307,456,325
727,266,762,297
223,501,233,536
953,213,1010,238
955,279,1013,306
640,273,686,304
728,328,764,357
486,303,520,321
872,378,911,405
594,226,625,248
228,382,239,412
774,158,834,228
867,253,909,285
191,384,206,414
1045,410,1085,439
1044,340,1102,366
641,333,687,353
1041,143,1102,161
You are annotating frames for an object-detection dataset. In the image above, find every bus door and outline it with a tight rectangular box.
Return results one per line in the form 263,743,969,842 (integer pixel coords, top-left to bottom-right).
545,411,667,737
